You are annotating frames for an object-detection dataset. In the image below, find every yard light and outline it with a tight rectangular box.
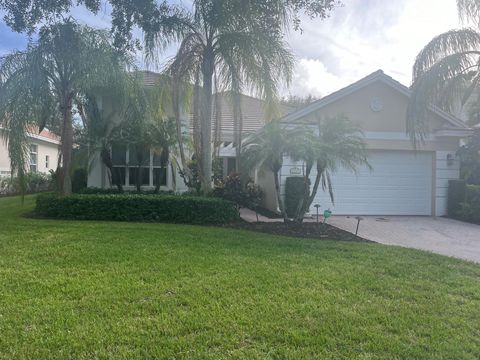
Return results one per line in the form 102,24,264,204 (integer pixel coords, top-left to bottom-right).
314,204,321,223
355,216,363,236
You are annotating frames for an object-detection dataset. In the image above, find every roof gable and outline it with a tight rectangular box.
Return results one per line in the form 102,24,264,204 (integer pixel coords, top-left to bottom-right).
281,70,468,130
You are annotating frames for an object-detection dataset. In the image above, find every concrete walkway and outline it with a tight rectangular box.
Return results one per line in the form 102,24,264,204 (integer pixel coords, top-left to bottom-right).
240,209,480,263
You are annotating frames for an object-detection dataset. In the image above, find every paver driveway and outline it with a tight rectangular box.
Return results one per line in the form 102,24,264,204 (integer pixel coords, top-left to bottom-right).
329,216,480,263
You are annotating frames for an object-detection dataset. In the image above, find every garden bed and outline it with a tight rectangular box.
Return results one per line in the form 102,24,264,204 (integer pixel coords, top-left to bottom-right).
229,221,371,242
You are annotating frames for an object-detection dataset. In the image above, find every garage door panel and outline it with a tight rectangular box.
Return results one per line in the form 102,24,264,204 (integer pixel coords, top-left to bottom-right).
311,151,433,215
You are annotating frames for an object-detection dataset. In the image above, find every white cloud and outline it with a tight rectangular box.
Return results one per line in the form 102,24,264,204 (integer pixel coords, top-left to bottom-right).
288,59,352,98
285,0,462,97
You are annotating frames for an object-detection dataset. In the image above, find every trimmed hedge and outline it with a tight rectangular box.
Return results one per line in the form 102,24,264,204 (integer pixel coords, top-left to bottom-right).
77,187,174,195
35,193,240,225
457,185,480,225
448,180,466,217
285,177,309,218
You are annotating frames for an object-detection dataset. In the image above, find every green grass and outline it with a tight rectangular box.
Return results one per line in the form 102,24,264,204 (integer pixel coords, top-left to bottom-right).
1,195,480,359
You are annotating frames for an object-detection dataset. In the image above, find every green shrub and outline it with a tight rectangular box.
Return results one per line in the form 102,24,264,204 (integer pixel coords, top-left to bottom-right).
457,185,480,224
0,172,54,196
448,180,466,217
35,193,240,225
78,187,174,195
213,173,263,209
285,177,309,218
72,168,88,193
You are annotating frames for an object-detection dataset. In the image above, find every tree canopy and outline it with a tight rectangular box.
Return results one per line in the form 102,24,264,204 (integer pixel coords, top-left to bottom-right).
0,20,130,194
0,0,340,49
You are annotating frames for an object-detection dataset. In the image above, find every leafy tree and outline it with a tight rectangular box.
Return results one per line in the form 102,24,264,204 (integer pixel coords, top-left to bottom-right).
407,0,480,144
289,115,369,223
0,0,339,49
0,20,129,194
281,94,319,110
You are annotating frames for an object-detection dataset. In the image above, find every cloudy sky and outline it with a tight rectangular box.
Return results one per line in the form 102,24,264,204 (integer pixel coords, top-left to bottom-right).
0,0,463,98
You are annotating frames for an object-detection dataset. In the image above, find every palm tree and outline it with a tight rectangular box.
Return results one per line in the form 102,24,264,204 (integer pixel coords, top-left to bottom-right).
289,115,369,223
145,0,295,193
241,120,302,222
0,20,129,194
408,0,480,143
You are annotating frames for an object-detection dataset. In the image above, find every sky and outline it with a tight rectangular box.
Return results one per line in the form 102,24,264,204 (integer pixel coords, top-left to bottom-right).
0,0,463,98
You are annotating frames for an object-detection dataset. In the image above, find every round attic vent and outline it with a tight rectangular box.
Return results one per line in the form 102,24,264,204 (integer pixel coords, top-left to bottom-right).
370,97,383,112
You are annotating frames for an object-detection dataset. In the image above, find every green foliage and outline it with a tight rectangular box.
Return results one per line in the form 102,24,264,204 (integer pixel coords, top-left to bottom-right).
77,187,174,195
0,20,131,195
458,129,480,185
179,159,202,195
448,180,467,217
72,168,88,193
0,172,54,196
213,173,263,208
285,177,310,218
407,1,480,145
35,193,239,225
457,185,480,224
212,158,224,187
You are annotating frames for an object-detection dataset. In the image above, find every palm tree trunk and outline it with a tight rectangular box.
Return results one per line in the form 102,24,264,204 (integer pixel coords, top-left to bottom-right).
61,97,73,195
273,169,288,222
303,164,325,217
172,81,189,184
200,49,214,193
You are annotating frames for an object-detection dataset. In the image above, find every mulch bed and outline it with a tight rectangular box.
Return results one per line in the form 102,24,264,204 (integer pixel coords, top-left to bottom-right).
228,221,373,243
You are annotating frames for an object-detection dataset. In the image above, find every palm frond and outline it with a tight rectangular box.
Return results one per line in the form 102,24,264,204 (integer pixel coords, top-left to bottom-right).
413,28,480,81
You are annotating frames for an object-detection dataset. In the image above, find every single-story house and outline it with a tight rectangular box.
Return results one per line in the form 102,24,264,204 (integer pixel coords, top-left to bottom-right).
258,70,471,217
87,69,471,217
0,127,60,176
87,70,295,191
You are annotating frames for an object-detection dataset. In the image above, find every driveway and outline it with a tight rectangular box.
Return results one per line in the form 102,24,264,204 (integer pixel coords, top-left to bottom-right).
329,216,480,263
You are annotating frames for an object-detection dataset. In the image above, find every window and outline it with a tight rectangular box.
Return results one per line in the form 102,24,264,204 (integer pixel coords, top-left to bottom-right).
109,144,168,188
45,155,50,169
29,144,38,173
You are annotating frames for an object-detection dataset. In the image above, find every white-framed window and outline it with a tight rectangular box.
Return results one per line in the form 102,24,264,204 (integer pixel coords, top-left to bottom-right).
29,144,38,173
45,155,50,169
111,144,168,188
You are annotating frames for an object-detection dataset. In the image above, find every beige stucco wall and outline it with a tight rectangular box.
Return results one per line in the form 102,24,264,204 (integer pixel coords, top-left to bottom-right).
258,79,465,215
297,81,448,135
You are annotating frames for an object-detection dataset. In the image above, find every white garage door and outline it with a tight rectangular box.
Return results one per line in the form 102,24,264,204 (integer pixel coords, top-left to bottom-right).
311,151,433,215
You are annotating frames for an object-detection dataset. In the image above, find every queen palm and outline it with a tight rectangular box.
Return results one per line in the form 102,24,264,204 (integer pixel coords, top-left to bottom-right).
147,0,295,193
408,0,480,143
289,115,369,223
241,120,303,222
0,20,129,194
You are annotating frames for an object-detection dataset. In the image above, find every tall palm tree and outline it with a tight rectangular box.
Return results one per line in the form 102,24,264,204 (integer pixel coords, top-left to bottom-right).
0,20,130,194
145,0,295,193
289,115,369,223
408,0,480,143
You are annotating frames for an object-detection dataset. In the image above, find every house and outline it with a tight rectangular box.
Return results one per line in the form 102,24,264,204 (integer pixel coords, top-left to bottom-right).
258,70,471,217
0,128,60,177
87,71,295,190
87,69,470,217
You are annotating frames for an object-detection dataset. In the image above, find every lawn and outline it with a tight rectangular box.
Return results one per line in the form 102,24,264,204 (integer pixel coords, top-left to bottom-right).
1,195,480,359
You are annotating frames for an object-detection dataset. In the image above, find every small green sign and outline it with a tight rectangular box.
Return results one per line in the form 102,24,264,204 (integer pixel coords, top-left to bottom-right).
323,209,332,219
